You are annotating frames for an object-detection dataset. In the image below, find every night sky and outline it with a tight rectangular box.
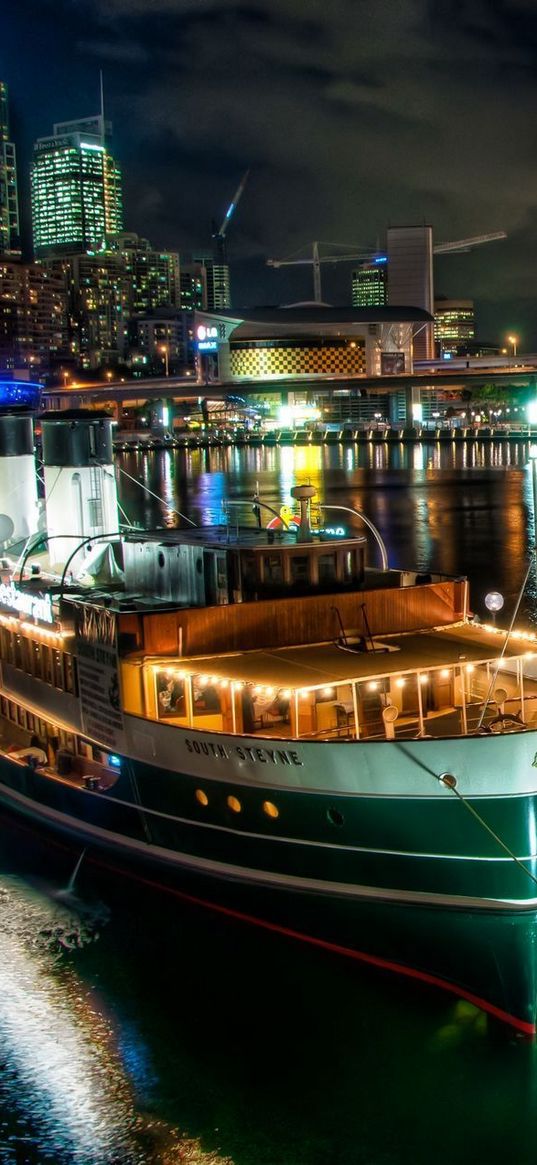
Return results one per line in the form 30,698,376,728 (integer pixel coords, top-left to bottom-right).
4,0,537,345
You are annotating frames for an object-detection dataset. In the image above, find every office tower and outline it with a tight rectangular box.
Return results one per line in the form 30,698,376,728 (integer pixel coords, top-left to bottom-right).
0,82,21,256
0,259,67,372
192,251,231,310
434,298,475,357
386,226,434,359
351,260,387,308
109,232,180,314
31,115,123,259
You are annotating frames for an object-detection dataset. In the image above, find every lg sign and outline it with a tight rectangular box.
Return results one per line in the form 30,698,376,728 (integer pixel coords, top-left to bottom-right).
197,325,218,341
197,324,219,352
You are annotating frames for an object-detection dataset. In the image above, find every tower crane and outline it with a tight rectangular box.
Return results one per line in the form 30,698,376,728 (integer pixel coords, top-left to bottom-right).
267,232,507,303
433,231,507,255
212,169,250,264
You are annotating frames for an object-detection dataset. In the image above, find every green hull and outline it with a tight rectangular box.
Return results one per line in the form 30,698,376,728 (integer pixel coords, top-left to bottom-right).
1,743,537,1034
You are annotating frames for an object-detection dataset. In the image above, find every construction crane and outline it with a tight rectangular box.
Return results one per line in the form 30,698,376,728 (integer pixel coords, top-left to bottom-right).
267,232,507,303
212,169,250,264
266,241,380,304
433,231,507,255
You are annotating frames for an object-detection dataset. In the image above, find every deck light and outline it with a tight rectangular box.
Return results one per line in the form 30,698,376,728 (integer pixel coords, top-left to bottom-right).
419,674,428,684
395,678,406,688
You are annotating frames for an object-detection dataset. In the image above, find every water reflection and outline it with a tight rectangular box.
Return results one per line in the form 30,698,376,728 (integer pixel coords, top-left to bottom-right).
115,441,537,625
0,872,232,1164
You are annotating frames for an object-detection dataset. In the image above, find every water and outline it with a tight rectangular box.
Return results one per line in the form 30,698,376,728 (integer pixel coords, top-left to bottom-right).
2,439,537,1164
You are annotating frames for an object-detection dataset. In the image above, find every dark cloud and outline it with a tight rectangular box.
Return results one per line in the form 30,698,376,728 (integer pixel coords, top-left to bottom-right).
3,0,537,342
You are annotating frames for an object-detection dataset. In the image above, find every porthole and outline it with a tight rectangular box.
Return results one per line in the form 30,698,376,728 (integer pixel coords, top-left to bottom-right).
227,795,242,814
327,806,345,827
195,788,209,806
157,550,166,569
263,800,279,819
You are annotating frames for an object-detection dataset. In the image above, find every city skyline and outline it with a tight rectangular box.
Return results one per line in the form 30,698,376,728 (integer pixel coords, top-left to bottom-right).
3,1,537,345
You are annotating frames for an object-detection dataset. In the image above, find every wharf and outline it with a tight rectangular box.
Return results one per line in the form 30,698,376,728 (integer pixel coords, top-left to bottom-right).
113,424,537,452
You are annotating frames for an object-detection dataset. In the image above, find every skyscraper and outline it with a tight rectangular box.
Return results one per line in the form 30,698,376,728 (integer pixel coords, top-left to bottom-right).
351,260,387,308
386,226,435,359
0,81,21,256
434,298,475,356
31,115,123,259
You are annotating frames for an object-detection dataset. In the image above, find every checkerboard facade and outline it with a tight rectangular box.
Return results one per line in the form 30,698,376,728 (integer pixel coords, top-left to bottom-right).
229,339,366,379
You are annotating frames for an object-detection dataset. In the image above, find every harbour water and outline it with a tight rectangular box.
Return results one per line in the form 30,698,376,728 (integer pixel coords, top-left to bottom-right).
2,440,537,1165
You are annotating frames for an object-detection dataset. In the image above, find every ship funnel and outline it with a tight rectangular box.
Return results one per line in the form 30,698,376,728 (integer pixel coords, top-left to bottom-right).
0,413,39,550
41,410,118,567
291,484,316,543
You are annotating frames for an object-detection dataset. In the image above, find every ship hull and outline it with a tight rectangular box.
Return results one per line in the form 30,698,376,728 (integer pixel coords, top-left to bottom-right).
1,721,537,1034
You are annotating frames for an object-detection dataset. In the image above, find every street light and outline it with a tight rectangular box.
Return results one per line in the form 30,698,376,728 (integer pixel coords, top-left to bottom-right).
507,334,518,358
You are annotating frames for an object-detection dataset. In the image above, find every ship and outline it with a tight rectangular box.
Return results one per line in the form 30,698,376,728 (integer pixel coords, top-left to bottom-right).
1,406,537,1035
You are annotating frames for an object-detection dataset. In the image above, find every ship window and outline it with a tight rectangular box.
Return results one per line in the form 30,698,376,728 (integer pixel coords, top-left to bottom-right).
227,795,242,814
291,555,309,584
327,806,345,827
263,554,283,585
157,674,186,718
42,646,54,686
21,638,33,674
263,800,279,819
318,553,336,583
14,634,22,669
195,788,209,806
53,651,64,689
63,654,77,695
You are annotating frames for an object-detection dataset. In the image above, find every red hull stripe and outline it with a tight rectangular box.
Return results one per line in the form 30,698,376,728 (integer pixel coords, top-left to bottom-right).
6,816,536,1036
103,860,537,1037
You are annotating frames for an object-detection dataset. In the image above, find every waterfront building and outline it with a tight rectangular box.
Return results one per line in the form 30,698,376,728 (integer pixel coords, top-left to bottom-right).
0,259,67,373
351,261,387,308
109,233,180,315
434,297,475,357
132,312,188,376
31,115,123,259
386,226,435,360
0,81,20,256
44,253,128,369
194,304,430,424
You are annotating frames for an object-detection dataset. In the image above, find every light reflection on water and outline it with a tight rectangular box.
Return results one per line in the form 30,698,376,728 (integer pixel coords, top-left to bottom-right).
0,875,232,1164
116,441,537,624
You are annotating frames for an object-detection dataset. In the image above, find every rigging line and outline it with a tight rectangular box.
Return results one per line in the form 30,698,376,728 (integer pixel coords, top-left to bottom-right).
445,780,537,891
476,554,534,732
116,465,197,527
116,500,135,528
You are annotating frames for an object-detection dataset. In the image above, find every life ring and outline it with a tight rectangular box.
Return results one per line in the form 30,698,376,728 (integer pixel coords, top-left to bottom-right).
266,505,300,530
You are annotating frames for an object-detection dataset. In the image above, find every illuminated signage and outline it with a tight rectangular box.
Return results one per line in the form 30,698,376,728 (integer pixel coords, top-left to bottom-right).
318,526,348,539
197,325,219,353
0,582,54,625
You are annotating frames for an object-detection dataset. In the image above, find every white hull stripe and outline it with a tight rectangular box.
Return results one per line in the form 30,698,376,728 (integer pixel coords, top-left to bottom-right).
1,781,537,913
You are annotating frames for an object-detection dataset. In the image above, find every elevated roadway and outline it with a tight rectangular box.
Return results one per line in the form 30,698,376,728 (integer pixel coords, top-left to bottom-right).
41,362,537,413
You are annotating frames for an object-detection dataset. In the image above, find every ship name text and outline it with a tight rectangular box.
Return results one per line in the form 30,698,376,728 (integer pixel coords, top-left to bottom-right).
185,738,303,767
